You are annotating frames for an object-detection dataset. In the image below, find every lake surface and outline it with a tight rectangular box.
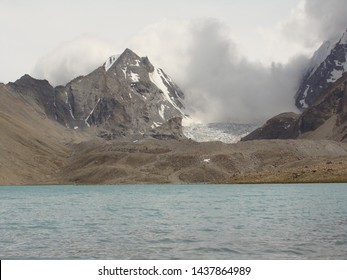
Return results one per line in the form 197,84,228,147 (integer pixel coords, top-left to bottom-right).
0,184,346,259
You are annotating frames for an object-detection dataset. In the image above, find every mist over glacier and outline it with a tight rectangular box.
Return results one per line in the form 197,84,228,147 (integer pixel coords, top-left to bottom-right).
129,0,347,123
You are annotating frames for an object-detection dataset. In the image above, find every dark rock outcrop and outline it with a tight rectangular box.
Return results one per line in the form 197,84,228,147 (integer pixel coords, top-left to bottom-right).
150,117,185,140
241,112,300,141
8,74,57,119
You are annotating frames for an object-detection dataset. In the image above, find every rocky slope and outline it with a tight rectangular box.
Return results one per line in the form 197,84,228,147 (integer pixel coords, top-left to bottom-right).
296,29,347,109
50,138,347,185
0,83,74,185
241,112,300,141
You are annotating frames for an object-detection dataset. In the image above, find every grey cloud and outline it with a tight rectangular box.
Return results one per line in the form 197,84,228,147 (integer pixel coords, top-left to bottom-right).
32,36,116,86
34,19,308,124
305,0,347,41
131,18,307,123
282,0,347,47
180,19,307,123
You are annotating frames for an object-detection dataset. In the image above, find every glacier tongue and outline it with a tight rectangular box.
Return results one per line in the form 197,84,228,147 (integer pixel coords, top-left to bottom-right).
183,123,259,143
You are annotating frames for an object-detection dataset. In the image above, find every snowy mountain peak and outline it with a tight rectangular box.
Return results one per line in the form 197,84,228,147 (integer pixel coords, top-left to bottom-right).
104,49,142,72
63,48,187,139
115,48,143,68
296,29,347,109
15,49,187,140
102,49,185,123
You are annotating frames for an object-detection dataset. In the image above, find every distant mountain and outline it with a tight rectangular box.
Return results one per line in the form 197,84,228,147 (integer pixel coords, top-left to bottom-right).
3,48,347,185
243,74,347,142
8,48,186,140
295,29,347,109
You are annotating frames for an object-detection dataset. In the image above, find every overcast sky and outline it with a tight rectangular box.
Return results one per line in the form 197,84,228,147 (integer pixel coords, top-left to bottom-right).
1,0,347,123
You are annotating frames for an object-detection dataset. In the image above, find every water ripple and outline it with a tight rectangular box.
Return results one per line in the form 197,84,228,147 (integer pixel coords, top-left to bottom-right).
1,184,347,259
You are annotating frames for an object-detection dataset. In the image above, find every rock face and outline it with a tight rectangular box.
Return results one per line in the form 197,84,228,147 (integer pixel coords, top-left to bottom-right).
241,112,300,141
243,74,347,142
297,75,347,141
8,48,186,140
295,29,347,109
7,74,57,119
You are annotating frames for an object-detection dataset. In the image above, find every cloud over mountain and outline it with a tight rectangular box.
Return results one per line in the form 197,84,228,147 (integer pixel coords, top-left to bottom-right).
33,36,116,86
33,19,307,123
130,18,307,123
282,0,347,47
34,14,331,123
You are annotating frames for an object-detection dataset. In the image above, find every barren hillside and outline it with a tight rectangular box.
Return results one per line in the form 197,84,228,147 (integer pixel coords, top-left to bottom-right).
2,76,347,185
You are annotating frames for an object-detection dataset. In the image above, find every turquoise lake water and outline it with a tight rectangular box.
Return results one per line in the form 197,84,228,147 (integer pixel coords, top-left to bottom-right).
0,184,346,259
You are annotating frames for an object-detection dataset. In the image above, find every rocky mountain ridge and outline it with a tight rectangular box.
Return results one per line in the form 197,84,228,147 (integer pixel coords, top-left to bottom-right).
7,48,186,141
295,29,347,109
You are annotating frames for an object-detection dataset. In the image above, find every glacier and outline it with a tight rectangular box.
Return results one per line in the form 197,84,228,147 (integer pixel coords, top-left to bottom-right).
183,122,259,143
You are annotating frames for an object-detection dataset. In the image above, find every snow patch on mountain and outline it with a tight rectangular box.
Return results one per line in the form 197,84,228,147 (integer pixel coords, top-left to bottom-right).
121,67,127,79
149,67,183,113
306,40,336,79
159,104,165,119
328,69,344,82
151,122,162,129
129,71,140,82
306,30,347,77
299,86,309,108
104,55,119,72
85,98,101,127
129,59,141,67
